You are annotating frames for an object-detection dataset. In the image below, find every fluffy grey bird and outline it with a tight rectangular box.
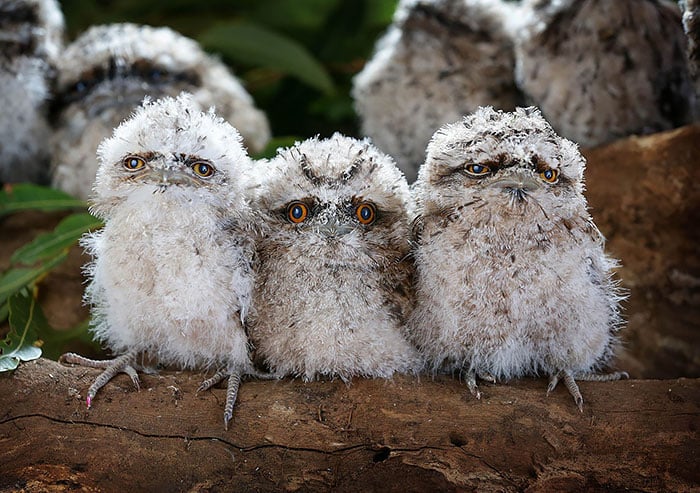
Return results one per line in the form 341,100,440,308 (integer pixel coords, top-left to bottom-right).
249,133,420,381
408,106,627,410
50,23,270,199
0,0,63,184
514,0,694,147
59,94,258,428
352,0,520,182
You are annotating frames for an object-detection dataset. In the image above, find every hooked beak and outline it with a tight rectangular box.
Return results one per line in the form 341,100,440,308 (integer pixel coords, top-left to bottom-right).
314,215,354,237
148,167,193,187
488,173,541,192
488,172,541,202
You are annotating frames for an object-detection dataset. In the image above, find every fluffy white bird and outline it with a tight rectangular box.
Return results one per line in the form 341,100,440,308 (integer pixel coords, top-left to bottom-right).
248,133,420,381
60,94,259,428
408,106,627,409
50,23,270,199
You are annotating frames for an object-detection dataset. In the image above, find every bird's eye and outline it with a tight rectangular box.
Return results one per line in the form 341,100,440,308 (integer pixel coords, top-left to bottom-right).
465,164,491,177
74,80,88,93
355,202,376,225
149,68,164,81
123,156,145,171
540,168,559,183
192,162,215,177
287,201,308,224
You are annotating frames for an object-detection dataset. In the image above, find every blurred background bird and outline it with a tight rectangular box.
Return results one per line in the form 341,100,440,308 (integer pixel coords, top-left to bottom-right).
353,0,520,182
680,0,700,113
0,0,64,185
49,22,270,199
514,0,695,147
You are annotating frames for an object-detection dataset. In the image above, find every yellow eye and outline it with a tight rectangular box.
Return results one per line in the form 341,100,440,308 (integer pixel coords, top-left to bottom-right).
356,202,376,225
192,161,215,177
540,168,559,183
287,201,308,224
465,164,491,176
123,156,145,171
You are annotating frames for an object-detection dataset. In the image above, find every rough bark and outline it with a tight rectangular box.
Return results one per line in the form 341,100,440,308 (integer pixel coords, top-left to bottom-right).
1,358,698,492
582,124,700,379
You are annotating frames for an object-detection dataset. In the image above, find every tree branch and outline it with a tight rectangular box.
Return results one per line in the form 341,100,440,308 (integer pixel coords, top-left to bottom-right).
1,358,698,492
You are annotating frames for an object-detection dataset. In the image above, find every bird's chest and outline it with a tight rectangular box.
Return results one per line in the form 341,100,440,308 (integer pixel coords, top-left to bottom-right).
99,214,217,296
423,214,553,267
260,247,382,320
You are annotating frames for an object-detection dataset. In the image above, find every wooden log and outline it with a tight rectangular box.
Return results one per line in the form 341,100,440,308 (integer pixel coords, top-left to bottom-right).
1,358,698,492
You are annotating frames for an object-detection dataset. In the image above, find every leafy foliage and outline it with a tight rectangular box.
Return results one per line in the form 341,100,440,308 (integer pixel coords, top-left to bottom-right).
0,186,103,369
0,184,86,216
199,21,335,95
0,293,43,371
11,213,102,265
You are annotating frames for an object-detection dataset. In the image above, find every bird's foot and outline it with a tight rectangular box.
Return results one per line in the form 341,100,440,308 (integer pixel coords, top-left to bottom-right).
547,370,583,411
196,367,229,393
576,370,629,382
199,367,273,429
224,372,241,430
477,372,497,384
547,369,629,412
465,370,481,400
460,370,497,400
59,350,140,408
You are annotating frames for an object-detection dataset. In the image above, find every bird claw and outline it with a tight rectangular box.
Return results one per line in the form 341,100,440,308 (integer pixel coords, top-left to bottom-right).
548,369,627,412
198,368,245,429
60,350,140,408
223,372,241,431
546,371,561,396
465,371,482,400
197,368,228,393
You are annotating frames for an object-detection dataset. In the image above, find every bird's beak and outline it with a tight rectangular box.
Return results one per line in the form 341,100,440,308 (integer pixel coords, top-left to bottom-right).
149,168,192,186
488,172,541,193
314,214,354,237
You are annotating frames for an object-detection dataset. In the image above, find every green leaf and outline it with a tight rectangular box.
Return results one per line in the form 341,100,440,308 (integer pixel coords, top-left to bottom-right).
365,0,400,26
247,0,340,31
0,293,43,372
11,213,102,265
0,252,69,304
0,184,86,216
199,21,335,95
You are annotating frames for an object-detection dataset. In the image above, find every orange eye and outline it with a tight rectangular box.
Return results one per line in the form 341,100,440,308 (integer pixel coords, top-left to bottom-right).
192,161,215,177
465,164,491,176
123,156,145,171
540,168,559,183
356,202,376,225
287,201,308,224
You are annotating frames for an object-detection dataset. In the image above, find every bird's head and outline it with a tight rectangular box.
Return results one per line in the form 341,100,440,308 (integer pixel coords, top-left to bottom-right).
91,93,253,218
50,23,206,122
416,106,587,221
254,133,413,260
